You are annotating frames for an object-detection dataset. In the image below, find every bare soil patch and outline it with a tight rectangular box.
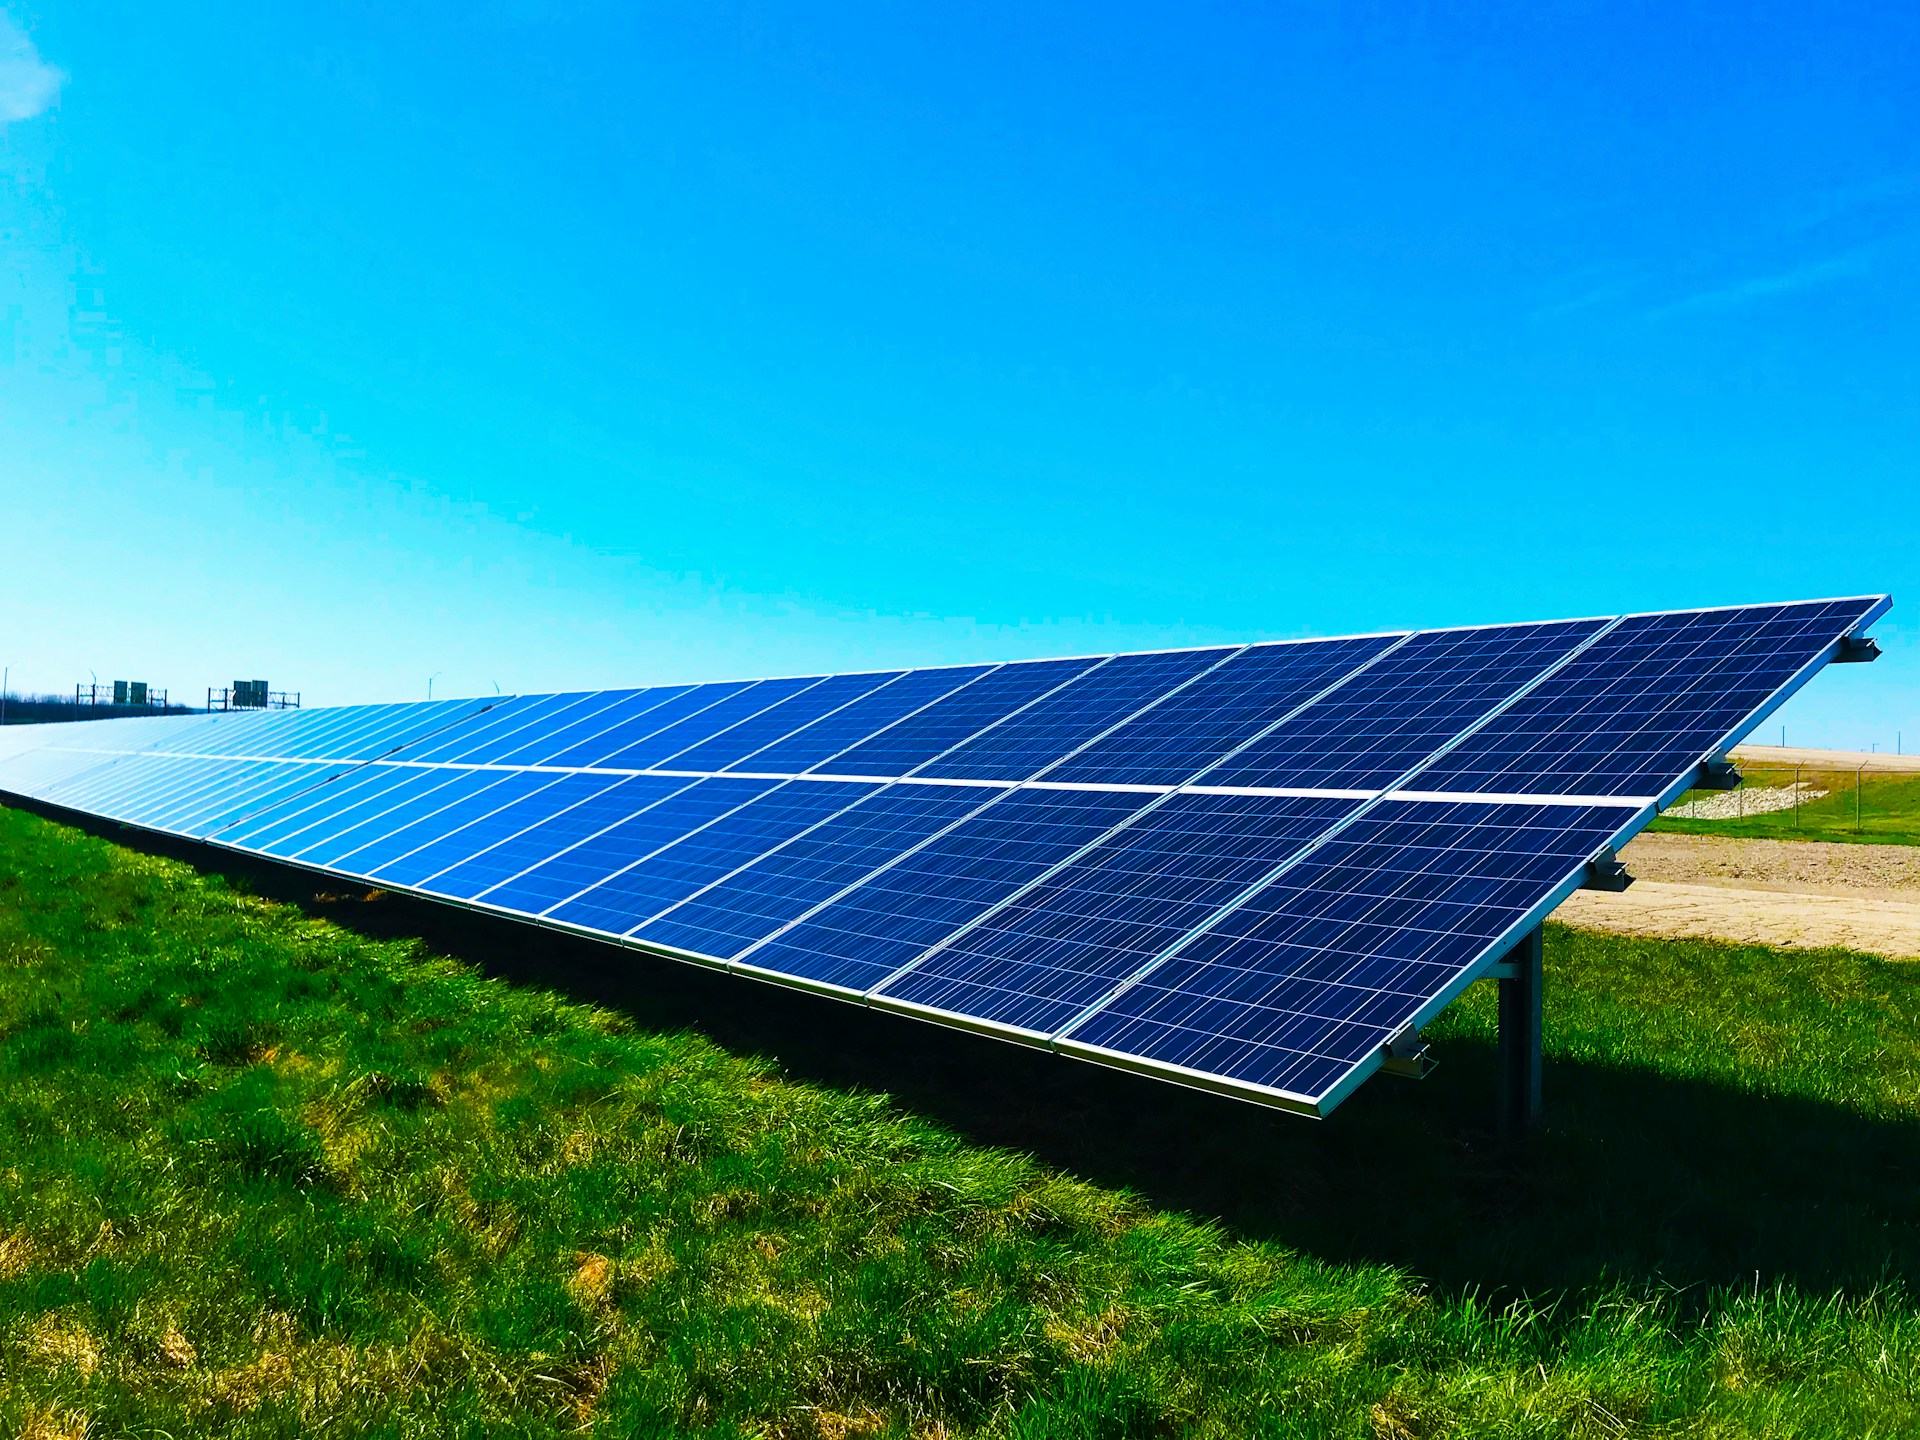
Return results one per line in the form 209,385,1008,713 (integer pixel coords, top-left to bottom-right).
1618,832,1920,901
1730,744,1920,775
1553,832,1920,958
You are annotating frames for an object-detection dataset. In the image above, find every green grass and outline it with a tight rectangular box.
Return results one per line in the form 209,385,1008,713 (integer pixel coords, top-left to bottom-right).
4,803,1920,1437
1648,768,1920,846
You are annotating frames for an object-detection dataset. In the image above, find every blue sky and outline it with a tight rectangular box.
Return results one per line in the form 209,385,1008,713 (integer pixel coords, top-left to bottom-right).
1,2,1914,748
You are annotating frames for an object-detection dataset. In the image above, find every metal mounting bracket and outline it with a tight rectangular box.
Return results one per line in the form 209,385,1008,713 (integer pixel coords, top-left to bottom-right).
1380,1026,1433,1079
1835,635,1882,664
1695,756,1741,791
1580,848,1634,892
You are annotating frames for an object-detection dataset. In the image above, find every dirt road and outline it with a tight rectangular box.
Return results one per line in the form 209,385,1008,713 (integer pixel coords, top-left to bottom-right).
1552,832,1920,958
1730,744,1920,774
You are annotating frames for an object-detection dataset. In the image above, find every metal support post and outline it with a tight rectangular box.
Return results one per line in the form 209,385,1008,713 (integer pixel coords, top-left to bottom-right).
1496,925,1543,1139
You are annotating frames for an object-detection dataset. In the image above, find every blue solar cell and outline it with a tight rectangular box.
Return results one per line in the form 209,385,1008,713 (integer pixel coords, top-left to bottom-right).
229,700,487,763
1044,635,1405,787
634,783,999,960
112,758,277,829
121,755,297,823
592,676,830,771
740,787,1153,994
1203,620,1605,792
875,791,1362,1035
444,692,648,765
420,773,697,899
218,761,440,851
737,665,994,774
189,762,347,839
115,760,280,829
252,704,408,760
370,771,629,888
662,671,905,773
820,658,1101,778
33,751,192,813
914,647,1238,782
234,765,440,859
487,686,699,768
1413,600,1885,797
1061,799,1630,1102
13,726,168,801
95,753,289,822
99,713,229,758
294,768,517,870
476,776,776,916
319,769,530,874
546,780,877,937
140,706,322,758
393,691,606,764
0,748,127,799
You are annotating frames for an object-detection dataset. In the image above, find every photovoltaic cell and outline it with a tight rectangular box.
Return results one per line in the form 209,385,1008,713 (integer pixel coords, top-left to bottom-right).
1060,799,1632,1103
591,676,827,771
545,779,877,936
421,773,699,901
874,791,1363,1036
138,759,288,831
634,783,999,960
232,765,437,859
661,671,904,773
1199,620,1605,791
294,768,515,869
34,751,195,814
735,665,994,774
369,771,630,889
491,686,705,768
477,776,776,915
325,768,536,875
103,756,276,829
189,762,346,839
1413,600,1883,798
1043,634,1405,787
914,646,1237,782
394,691,605,764
0,748,127,798
820,658,1100,777
740,786,1154,994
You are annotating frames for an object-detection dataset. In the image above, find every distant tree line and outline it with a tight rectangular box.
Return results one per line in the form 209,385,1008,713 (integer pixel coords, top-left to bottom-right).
0,692,197,725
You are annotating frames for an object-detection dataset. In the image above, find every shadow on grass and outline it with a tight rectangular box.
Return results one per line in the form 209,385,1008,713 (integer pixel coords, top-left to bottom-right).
37,803,1920,1304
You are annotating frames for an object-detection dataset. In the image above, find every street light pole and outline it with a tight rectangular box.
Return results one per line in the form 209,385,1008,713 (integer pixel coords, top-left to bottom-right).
428,672,443,701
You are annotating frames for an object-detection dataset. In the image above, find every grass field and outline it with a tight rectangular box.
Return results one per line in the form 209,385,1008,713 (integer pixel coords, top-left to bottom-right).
3,804,1920,1437
1649,768,1920,846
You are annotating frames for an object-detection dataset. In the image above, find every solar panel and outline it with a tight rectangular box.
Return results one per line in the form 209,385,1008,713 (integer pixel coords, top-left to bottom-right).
0,594,1888,1119
1056,798,1636,1106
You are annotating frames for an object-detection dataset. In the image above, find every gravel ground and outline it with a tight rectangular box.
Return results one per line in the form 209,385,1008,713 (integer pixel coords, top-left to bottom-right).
1663,784,1827,820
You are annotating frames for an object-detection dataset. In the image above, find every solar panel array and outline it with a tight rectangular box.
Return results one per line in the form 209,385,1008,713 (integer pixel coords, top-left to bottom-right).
0,595,1887,1115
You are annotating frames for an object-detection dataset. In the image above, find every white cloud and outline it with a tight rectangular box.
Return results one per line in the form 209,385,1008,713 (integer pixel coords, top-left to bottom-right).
1648,247,1876,319
0,13,63,122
